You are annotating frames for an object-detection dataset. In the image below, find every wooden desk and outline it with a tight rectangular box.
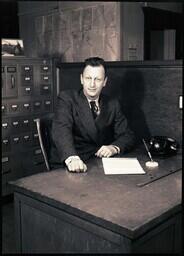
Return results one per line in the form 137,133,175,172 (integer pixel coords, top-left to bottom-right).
10,149,182,253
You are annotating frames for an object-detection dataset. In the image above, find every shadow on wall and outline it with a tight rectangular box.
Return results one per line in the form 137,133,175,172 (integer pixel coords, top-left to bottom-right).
104,69,151,145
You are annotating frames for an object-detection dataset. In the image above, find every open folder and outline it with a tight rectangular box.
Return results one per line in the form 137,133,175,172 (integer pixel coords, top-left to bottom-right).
102,157,145,175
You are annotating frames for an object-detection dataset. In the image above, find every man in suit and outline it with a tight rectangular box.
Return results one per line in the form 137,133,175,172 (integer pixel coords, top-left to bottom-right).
51,57,135,172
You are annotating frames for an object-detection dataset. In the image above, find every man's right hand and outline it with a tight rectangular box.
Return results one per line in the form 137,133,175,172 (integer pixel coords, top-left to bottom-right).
65,156,87,173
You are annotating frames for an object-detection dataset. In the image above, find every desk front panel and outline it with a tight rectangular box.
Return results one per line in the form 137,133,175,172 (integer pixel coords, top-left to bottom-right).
14,190,181,254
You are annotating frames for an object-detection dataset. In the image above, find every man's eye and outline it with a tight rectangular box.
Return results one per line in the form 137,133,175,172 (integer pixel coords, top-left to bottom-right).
96,78,102,82
85,77,91,80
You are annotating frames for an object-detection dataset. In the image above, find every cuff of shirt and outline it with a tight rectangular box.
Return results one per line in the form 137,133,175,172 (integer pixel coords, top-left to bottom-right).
112,145,120,154
65,155,80,165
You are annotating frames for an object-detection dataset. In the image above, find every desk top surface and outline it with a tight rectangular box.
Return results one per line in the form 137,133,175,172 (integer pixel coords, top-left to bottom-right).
11,148,182,238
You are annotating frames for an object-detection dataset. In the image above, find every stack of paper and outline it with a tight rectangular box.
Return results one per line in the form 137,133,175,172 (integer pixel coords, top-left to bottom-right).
102,158,145,175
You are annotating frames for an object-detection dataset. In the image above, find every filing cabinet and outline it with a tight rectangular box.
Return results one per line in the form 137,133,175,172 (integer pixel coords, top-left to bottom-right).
2,57,55,196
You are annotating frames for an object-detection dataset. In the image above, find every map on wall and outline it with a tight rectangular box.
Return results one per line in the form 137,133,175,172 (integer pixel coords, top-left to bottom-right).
82,8,92,31
32,2,120,61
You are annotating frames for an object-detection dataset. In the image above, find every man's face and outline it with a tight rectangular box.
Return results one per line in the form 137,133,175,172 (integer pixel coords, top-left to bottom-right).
80,65,107,100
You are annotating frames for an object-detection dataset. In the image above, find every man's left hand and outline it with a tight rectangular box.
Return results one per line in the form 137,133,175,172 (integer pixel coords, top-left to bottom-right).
95,145,118,158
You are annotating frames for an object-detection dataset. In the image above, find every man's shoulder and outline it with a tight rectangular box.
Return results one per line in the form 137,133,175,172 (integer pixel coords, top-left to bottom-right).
101,94,120,105
58,89,80,99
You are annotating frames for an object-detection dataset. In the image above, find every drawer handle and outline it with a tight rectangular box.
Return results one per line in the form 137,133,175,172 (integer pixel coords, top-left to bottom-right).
3,139,9,144
2,157,9,163
34,102,41,106
24,135,30,140
2,123,8,128
13,121,19,126
24,103,30,108
13,137,19,143
34,149,42,155
3,169,11,175
11,75,15,88
34,160,45,166
12,105,18,110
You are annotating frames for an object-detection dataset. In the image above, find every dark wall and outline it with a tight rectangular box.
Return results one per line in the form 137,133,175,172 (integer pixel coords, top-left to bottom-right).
143,7,183,60
0,1,19,38
54,60,182,146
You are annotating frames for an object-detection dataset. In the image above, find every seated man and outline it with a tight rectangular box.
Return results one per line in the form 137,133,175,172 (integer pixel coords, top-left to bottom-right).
51,57,135,172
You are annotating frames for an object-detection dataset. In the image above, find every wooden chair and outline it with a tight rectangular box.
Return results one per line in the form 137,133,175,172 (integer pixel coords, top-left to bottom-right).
34,116,53,171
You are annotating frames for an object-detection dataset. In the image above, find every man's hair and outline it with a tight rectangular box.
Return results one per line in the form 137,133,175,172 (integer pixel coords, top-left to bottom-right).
83,57,106,76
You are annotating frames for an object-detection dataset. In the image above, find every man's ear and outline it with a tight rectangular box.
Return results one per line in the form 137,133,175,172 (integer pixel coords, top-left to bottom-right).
80,74,84,85
103,76,108,87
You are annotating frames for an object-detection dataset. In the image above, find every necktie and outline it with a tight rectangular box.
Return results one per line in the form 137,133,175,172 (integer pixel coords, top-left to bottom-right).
90,101,98,119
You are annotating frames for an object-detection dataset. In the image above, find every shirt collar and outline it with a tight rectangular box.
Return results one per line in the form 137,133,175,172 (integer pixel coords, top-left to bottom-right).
86,97,99,107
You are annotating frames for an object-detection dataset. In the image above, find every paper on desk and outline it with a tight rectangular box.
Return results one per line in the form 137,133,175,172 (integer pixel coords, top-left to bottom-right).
102,157,145,175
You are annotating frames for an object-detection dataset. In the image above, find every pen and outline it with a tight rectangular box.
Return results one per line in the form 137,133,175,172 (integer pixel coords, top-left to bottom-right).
142,139,154,162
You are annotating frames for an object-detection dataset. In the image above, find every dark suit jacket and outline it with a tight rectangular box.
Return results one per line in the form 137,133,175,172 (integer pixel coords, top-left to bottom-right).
50,89,135,166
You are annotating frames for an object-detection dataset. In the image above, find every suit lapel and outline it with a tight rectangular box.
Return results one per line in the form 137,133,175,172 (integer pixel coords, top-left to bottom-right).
76,90,98,143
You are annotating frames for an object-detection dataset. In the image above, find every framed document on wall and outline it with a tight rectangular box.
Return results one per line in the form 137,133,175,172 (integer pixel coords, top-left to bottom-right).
2,39,24,56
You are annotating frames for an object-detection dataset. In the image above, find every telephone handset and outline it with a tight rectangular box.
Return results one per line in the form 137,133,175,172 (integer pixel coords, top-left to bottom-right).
148,136,179,157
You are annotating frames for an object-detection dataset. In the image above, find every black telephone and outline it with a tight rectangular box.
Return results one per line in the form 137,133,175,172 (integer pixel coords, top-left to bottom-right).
148,136,179,157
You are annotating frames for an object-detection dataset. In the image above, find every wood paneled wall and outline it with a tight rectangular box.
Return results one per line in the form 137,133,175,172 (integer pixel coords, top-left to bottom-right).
54,60,182,146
